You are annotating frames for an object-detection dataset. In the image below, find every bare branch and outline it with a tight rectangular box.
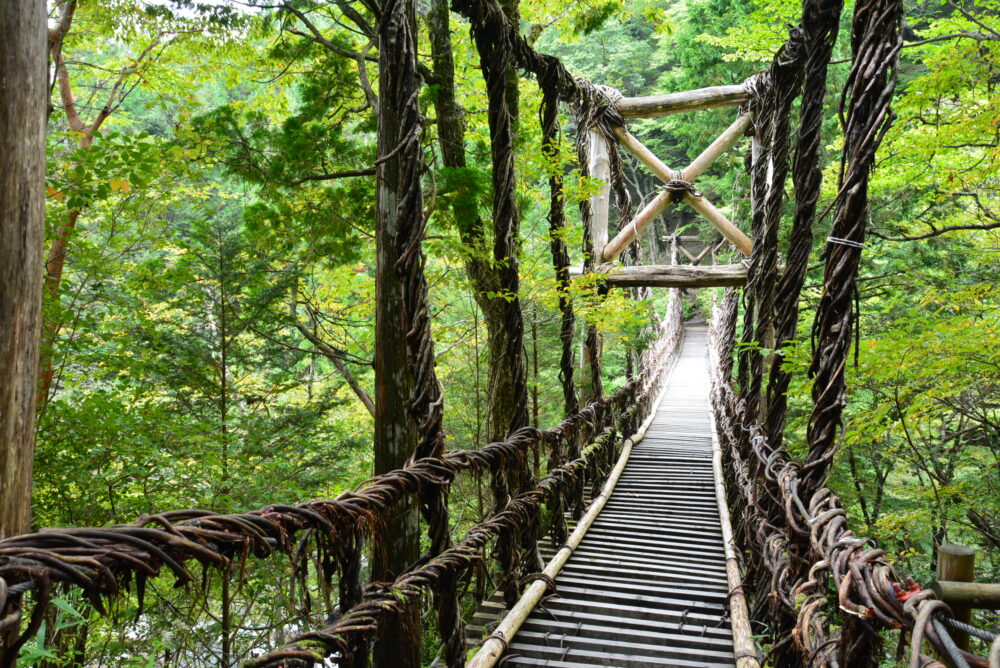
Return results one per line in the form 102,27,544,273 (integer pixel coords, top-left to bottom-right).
282,4,378,63
945,0,1000,40
909,30,999,46
870,220,1000,241
288,298,375,417
288,167,376,185
870,191,1000,240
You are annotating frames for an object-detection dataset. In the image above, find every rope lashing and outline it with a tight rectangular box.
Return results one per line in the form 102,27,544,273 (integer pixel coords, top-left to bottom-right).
663,169,703,203
826,235,866,249
594,83,624,112
486,630,510,654
519,572,559,603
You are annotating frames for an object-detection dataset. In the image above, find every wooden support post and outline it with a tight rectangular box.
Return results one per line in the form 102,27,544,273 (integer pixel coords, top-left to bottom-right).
606,123,753,261
587,129,611,264
936,544,976,653
581,129,611,402
616,84,748,118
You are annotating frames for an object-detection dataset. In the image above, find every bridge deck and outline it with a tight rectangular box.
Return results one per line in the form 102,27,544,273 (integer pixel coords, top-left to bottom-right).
473,326,735,667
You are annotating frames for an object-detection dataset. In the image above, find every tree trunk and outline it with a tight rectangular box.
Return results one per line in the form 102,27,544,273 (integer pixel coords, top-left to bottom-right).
372,0,432,663
426,0,525,444
0,0,47,540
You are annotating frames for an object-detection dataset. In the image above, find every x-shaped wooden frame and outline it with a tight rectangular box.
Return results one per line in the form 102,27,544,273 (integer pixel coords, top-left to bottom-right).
603,114,754,262
675,235,728,265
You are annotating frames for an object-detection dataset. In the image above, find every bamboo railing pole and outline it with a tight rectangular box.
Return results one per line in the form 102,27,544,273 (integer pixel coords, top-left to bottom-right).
709,399,759,668
465,336,683,668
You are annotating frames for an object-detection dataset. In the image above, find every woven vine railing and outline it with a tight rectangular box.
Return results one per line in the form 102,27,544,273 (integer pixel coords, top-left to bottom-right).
711,293,1000,668
0,306,682,668
702,0,999,662
248,300,683,668
705,4,994,665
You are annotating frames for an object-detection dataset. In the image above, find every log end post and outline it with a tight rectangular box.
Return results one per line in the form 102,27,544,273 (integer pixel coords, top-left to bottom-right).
937,543,975,653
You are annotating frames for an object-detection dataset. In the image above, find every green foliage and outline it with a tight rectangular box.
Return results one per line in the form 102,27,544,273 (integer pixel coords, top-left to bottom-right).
24,0,1000,662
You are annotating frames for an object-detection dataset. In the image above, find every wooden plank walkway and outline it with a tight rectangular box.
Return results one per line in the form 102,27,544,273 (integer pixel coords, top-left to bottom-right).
471,326,735,667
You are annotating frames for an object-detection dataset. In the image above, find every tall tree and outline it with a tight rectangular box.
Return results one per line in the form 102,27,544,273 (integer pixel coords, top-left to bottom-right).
40,0,203,407
429,0,533,445
372,0,446,663
0,0,47,540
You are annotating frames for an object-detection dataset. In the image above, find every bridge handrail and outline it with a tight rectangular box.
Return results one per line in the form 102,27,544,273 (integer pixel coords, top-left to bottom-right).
0,381,624,655
709,293,997,668
0,307,682,666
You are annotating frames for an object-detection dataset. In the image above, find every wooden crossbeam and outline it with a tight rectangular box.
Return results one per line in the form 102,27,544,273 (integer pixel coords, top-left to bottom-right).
616,84,748,118
664,235,707,243
570,263,747,288
603,116,753,261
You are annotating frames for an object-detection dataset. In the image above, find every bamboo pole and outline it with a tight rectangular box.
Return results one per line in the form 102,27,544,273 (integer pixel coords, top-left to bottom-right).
616,84,748,118
709,403,759,668
465,339,683,668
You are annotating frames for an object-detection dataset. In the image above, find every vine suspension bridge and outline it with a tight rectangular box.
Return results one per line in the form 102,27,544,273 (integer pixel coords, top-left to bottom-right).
1,0,998,665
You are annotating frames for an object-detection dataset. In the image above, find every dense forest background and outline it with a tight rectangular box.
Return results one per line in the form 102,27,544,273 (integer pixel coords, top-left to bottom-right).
17,0,998,663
